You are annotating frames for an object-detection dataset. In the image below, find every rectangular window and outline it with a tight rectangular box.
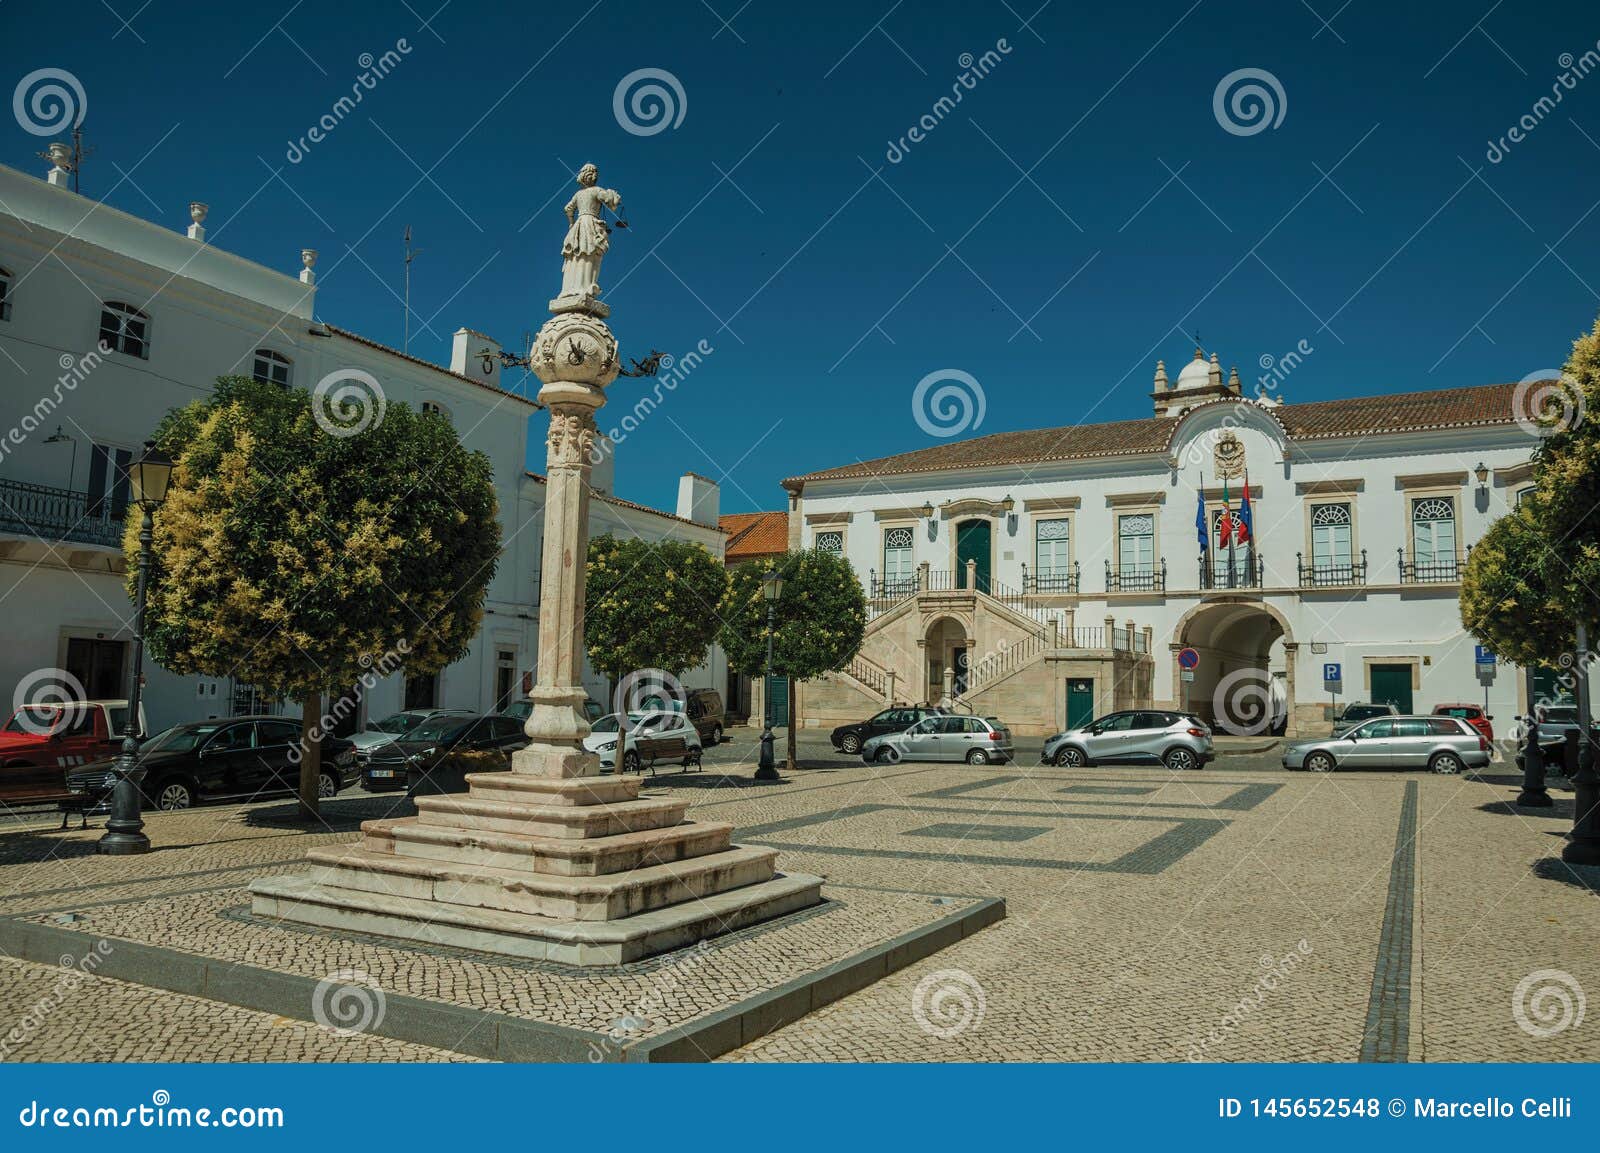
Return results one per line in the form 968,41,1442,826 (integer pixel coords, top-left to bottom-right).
1117,514,1154,573
98,303,149,358
1035,519,1070,578
84,443,131,520
1411,497,1456,568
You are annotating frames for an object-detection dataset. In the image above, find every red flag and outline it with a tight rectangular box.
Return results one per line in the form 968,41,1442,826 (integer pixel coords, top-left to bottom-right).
1216,505,1233,548
1237,481,1253,545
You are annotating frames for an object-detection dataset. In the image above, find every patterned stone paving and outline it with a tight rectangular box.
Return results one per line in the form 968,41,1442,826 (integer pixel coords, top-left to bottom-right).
3,758,1599,1062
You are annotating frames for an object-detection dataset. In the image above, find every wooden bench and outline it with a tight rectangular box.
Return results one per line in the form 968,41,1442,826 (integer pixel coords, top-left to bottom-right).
628,735,703,776
0,763,94,830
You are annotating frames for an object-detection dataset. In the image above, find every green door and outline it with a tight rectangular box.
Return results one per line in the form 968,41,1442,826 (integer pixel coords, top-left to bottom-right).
1370,664,1413,713
765,675,789,727
956,519,992,593
1067,679,1095,729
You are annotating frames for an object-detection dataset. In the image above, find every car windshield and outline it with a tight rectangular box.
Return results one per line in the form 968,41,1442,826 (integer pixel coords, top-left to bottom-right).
1438,707,1476,719
504,700,532,721
591,714,622,734
139,724,225,754
1544,707,1579,724
3,706,65,733
370,711,430,735
1343,705,1386,721
407,716,472,742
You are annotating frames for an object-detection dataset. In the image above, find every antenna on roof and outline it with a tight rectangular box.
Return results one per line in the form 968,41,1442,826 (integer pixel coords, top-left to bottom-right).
403,225,423,354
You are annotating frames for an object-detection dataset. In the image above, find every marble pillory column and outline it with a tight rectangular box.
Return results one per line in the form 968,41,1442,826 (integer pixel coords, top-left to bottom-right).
249,164,822,964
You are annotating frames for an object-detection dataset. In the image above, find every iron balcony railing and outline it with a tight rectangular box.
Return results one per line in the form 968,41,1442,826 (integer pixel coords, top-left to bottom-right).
1105,558,1167,593
1021,561,1080,594
1297,550,1368,587
0,478,124,548
1398,548,1461,583
1198,551,1265,590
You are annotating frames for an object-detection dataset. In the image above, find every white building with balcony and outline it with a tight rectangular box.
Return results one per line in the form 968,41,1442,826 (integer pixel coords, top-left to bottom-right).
0,161,723,735
780,348,1578,738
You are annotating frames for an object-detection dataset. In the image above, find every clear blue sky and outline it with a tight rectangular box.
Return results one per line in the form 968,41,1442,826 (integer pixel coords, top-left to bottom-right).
5,0,1599,514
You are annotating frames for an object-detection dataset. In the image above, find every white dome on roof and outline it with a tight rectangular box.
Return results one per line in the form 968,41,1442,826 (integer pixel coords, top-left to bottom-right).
1174,352,1210,391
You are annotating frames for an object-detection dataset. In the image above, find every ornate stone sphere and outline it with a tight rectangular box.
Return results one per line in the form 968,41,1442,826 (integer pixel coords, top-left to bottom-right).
531,312,620,388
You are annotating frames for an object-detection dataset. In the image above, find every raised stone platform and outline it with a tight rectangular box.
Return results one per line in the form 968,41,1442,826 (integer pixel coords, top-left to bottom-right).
249,770,825,965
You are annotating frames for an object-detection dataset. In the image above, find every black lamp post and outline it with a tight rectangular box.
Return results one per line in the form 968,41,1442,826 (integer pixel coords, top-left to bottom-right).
755,567,784,781
1563,619,1600,864
98,441,172,856
1516,666,1551,808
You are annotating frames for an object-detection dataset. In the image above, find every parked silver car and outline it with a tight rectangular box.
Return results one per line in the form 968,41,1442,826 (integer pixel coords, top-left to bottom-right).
1284,714,1489,773
861,714,1014,765
1331,701,1399,737
1042,710,1214,772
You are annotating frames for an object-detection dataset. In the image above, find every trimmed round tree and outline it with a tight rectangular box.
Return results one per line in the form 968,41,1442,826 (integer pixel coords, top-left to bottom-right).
1460,500,1573,667
1528,313,1600,628
584,534,729,699
132,376,500,818
719,549,867,770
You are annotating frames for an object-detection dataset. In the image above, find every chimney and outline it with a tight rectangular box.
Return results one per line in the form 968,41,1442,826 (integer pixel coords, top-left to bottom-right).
676,472,720,528
590,434,615,496
451,328,501,391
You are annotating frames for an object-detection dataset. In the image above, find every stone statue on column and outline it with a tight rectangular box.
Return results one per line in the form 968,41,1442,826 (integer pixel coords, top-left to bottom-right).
551,163,622,317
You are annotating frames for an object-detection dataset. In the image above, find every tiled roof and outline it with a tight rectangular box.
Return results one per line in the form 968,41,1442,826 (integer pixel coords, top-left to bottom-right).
524,472,725,533
784,382,1525,487
321,324,541,409
720,511,790,561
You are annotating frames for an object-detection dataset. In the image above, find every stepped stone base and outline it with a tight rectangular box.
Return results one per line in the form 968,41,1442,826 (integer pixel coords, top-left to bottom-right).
249,768,825,965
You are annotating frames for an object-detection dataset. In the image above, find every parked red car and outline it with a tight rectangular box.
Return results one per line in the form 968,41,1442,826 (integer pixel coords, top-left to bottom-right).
0,700,146,771
1432,703,1493,744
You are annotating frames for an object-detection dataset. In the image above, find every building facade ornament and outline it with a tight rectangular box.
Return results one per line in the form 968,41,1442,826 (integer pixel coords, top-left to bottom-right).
1213,428,1246,480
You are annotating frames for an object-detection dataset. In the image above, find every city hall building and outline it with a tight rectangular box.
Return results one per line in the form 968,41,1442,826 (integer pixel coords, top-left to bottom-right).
778,349,1571,738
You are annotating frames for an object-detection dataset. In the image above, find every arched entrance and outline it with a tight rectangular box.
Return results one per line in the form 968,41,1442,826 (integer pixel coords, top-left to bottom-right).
924,615,970,702
1176,600,1294,736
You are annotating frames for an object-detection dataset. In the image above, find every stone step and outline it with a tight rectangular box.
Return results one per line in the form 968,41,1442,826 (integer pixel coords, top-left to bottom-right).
365,817,736,877
412,793,689,839
302,843,778,922
461,772,641,808
249,869,826,965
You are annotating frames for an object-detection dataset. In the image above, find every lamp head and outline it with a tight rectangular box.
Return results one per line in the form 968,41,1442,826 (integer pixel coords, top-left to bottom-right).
130,440,173,507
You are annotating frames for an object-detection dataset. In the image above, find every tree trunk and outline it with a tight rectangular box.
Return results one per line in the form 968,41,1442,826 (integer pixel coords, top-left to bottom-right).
298,691,322,821
785,675,797,771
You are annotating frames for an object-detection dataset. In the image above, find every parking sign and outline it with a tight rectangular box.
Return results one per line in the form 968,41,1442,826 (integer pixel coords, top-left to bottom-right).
1323,662,1341,682
1474,645,1496,665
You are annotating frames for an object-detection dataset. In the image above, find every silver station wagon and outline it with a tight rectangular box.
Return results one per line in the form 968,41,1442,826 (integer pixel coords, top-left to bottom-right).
861,714,1014,765
1283,714,1490,774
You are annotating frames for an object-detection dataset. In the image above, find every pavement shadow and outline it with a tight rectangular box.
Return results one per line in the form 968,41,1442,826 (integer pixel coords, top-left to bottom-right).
0,827,102,864
242,794,414,832
1477,797,1575,819
1533,855,1600,894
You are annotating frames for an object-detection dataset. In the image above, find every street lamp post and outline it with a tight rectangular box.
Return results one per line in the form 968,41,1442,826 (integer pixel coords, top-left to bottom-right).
98,441,172,856
1516,665,1551,808
1563,619,1600,864
755,567,784,781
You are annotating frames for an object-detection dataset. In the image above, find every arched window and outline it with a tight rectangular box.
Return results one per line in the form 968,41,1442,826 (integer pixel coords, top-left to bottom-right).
1310,502,1352,568
882,526,914,590
99,301,150,358
252,349,292,387
0,265,12,322
1411,497,1456,568
815,530,843,554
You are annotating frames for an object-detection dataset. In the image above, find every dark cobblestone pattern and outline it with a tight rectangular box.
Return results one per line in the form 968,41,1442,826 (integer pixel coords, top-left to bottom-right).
1360,781,1417,1062
910,774,1281,813
903,822,1052,843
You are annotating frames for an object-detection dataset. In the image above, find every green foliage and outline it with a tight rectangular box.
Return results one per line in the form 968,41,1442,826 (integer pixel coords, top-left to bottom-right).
584,533,728,679
1459,502,1573,667
133,375,501,700
1529,315,1600,624
718,549,867,679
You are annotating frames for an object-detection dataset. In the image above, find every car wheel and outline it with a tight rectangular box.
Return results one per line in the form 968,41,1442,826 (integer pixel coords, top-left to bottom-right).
154,778,195,810
1304,751,1336,773
317,771,339,799
840,733,862,755
1163,747,1197,772
622,750,641,774
1054,746,1087,768
711,725,723,745
1430,752,1463,775
873,746,898,764
965,748,990,765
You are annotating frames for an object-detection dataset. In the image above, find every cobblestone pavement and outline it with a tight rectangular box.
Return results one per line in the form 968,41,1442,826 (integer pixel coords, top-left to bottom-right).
1,745,1595,1063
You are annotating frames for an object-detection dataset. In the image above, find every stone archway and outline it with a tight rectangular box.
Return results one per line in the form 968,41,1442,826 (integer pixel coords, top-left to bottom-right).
923,615,970,703
1175,599,1295,736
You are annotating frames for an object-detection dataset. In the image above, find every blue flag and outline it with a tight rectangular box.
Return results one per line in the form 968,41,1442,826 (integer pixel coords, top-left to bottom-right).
1195,487,1208,552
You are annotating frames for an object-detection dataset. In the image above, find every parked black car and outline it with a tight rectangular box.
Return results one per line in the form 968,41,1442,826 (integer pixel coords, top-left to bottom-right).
830,705,941,755
377,713,531,796
684,688,726,745
66,716,357,811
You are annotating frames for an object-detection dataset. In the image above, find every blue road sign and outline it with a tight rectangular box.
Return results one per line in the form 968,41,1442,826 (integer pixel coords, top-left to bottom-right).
1323,662,1342,682
1475,645,1496,665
